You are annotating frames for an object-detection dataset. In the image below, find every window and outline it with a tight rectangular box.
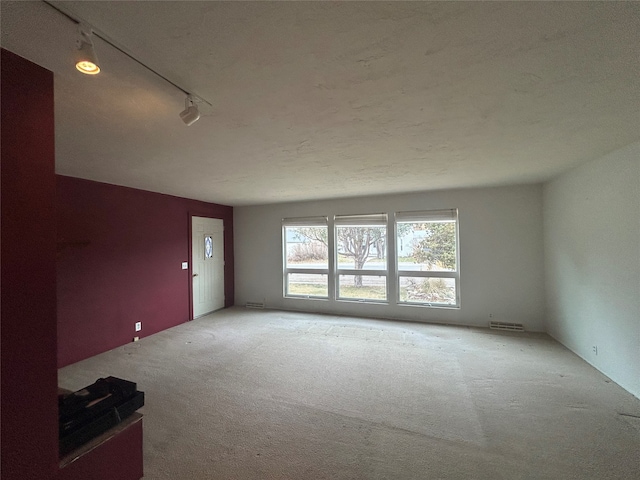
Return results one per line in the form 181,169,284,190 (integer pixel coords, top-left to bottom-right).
282,210,459,308
283,217,329,298
204,236,213,259
335,214,388,302
396,209,459,307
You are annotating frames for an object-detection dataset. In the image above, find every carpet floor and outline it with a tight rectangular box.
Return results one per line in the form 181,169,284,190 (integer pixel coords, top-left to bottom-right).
58,307,640,479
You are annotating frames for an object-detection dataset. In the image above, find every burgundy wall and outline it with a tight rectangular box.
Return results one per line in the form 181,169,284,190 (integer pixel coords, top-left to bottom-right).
1,49,59,479
56,175,234,367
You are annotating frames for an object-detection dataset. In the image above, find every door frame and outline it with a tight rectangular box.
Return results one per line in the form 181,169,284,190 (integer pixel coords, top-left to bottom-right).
188,212,226,320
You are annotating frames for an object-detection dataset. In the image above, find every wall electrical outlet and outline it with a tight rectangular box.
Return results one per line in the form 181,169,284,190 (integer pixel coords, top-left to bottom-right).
133,336,139,342
135,322,142,332
182,262,188,270
592,345,598,355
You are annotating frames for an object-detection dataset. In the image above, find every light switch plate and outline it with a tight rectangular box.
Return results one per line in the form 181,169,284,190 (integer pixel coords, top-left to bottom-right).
182,262,188,270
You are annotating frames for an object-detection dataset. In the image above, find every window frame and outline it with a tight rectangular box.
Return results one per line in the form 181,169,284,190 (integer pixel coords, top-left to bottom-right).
281,209,460,309
395,209,460,308
334,213,389,303
282,217,329,300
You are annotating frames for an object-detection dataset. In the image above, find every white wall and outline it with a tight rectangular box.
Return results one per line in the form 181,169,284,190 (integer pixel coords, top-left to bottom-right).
235,184,545,331
544,142,640,398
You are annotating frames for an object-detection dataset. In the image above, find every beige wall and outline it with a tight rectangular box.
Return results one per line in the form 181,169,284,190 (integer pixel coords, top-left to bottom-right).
544,142,640,398
235,184,545,331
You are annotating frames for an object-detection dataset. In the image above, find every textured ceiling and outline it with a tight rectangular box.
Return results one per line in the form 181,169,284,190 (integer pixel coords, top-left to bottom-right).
2,1,639,206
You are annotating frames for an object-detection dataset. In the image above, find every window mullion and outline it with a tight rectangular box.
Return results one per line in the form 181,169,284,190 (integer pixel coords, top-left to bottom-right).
336,269,387,276
328,215,336,301
285,268,329,275
397,270,457,278
387,214,397,306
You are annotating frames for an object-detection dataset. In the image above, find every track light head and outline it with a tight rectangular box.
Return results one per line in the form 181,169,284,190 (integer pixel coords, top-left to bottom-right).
180,96,201,126
75,27,100,75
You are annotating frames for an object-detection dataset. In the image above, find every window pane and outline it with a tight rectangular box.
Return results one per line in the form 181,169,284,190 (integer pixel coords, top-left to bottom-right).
397,221,456,272
336,225,387,270
399,276,456,305
285,226,328,269
287,273,328,297
337,275,387,301
204,236,213,259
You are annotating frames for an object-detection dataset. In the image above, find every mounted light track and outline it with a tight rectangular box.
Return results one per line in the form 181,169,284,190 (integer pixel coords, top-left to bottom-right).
42,0,213,123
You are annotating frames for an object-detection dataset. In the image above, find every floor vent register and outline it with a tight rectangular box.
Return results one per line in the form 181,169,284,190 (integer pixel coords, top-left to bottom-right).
489,321,525,332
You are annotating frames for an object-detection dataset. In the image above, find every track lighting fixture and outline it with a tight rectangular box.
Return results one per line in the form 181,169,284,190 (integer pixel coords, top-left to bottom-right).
179,96,201,126
75,27,100,75
45,1,213,124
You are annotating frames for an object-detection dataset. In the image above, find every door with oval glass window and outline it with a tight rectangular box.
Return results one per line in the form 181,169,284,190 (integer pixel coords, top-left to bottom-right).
191,216,224,318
